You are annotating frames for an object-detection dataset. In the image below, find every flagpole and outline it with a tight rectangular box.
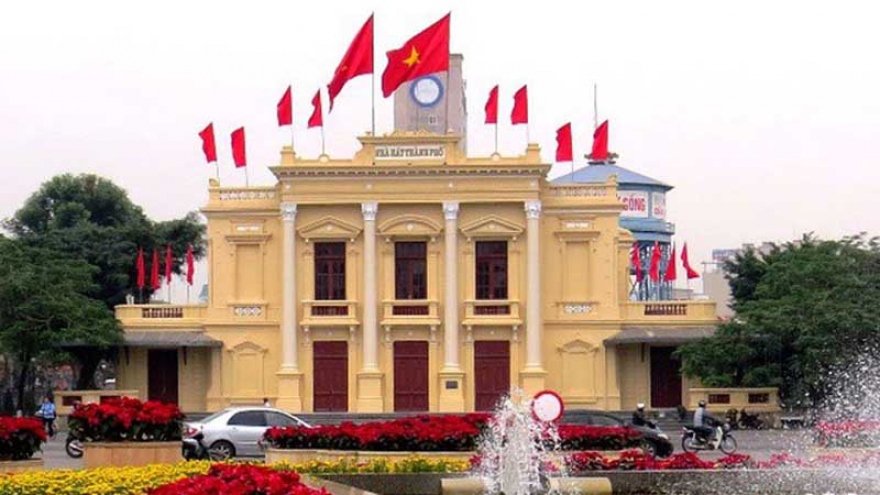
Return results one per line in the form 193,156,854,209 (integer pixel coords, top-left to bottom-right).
371,12,376,137
593,83,598,129
494,123,498,154
244,167,250,187
526,122,530,144
320,125,326,155
445,70,451,133
214,161,220,182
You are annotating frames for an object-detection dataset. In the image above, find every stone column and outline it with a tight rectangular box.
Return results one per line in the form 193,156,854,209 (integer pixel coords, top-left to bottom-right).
521,199,546,394
276,202,304,411
356,202,384,411
438,201,465,412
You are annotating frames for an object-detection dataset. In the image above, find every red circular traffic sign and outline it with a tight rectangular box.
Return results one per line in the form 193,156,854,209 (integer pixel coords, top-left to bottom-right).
532,390,565,423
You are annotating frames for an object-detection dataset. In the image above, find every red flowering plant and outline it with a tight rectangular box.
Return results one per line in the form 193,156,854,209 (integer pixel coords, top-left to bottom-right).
814,420,880,448
148,463,331,495
716,453,756,469
265,414,491,452
0,417,47,460
556,425,644,451
68,397,184,442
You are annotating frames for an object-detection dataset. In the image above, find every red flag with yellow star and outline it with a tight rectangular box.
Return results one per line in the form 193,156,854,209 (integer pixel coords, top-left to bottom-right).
381,13,450,97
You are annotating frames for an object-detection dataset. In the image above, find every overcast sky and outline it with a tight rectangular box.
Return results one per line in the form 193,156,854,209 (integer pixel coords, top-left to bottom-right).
2,1,878,296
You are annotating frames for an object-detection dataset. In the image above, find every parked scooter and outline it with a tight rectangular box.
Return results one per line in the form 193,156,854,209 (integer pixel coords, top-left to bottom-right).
738,409,765,430
65,434,83,458
681,422,737,454
182,432,226,461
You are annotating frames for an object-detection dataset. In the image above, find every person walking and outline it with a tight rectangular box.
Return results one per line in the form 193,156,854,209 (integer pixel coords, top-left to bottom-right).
39,396,56,438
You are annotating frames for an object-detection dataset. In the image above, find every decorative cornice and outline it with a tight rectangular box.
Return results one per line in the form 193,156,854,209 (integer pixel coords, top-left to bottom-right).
271,165,550,179
442,201,460,221
525,200,542,220
361,202,378,222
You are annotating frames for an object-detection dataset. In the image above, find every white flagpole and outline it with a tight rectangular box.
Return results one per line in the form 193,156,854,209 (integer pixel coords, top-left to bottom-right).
371,12,376,137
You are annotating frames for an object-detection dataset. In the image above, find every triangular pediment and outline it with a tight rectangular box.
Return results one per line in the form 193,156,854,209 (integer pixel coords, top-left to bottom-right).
460,215,524,240
558,339,598,354
298,216,362,242
379,215,442,238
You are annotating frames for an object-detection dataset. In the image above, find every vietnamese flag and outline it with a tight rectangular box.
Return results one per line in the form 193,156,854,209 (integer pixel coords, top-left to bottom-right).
682,243,700,279
328,14,374,110
484,85,498,124
308,90,323,128
164,244,173,284
277,86,292,127
591,120,609,161
511,85,528,124
664,243,678,282
231,127,246,168
150,249,161,290
198,123,217,163
136,247,145,290
556,123,573,162
185,244,195,286
649,242,662,282
631,242,643,282
381,13,450,97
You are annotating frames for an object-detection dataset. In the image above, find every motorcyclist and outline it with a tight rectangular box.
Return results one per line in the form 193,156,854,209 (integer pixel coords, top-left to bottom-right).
693,400,720,447
632,403,656,428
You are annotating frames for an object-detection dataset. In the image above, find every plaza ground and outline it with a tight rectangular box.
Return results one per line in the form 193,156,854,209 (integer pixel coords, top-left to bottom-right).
36,429,816,471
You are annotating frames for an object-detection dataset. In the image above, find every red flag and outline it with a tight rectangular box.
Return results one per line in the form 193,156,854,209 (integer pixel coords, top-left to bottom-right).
556,123,573,162
484,85,498,124
150,249,161,290
591,120,609,161
198,123,217,163
164,244,173,284
381,14,450,97
511,85,528,124
186,244,195,286
631,242,643,282
664,244,678,282
649,242,662,282
328,14,374,110
682,243,700,279
136,247,145,290
231,127,246,168
277,86,292,126
308,90,323,128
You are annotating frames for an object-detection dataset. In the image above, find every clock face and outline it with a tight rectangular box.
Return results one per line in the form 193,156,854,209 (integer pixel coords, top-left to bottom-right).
410,75,443,108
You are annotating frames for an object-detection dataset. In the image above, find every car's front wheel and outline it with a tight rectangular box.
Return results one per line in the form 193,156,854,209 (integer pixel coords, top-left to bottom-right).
209,440,235,461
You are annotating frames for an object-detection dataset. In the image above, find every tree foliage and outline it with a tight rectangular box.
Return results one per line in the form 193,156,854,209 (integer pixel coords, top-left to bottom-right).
0,238,119,408
1,173,207,392
678,234,880,407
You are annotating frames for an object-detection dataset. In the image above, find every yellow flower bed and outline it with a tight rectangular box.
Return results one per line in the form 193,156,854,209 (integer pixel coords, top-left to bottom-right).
0,461,212,495
0,456,469,495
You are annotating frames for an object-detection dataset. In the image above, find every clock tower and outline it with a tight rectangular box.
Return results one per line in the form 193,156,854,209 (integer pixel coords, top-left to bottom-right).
393,53,467,153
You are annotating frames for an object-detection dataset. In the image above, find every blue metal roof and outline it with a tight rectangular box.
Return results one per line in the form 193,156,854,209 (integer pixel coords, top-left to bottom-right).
551,162,672,190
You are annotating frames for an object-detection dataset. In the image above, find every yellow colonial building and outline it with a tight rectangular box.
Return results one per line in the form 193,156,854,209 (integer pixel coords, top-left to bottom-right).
114,131,717,414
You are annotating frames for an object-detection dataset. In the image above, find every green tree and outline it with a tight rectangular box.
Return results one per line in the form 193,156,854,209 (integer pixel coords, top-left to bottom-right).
3,174,206,389
678,234,880,407
0,238,119,409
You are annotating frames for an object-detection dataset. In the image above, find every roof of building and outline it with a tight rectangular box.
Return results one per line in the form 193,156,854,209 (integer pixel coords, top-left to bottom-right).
604,326,716,345
123,331,221,348
551,162,672,189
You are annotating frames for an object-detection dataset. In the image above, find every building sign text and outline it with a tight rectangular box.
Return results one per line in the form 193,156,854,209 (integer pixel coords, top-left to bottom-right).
375,144,446,161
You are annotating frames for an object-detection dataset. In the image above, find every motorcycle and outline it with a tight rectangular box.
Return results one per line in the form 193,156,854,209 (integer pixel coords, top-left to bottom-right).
738,409,765,430
681,422,737,454
182,432,226,461
65,434,83,458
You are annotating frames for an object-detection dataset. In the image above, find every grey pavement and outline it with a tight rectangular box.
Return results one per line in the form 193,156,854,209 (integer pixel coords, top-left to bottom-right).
37,429,818,471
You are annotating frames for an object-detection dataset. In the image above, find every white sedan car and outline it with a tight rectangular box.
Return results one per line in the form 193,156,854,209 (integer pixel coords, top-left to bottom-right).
182,406,310,460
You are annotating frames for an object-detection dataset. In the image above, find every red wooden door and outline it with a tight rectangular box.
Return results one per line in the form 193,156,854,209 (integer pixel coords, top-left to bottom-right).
313,341,348,412
650,346,683,408
394,341,429,411
474,341,510,411
148,349,179,405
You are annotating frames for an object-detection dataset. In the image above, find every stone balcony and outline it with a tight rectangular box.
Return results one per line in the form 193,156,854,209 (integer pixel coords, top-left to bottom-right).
380,299,441,327
621,300,717,324
116,304,207,328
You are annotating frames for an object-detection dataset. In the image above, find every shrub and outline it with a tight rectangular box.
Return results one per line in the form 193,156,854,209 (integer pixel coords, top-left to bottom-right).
0,417,46,461
147,464,329,495
68,397,184,442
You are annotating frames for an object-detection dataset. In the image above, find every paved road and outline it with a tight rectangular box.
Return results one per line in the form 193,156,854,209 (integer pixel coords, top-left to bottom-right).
38,429,817,471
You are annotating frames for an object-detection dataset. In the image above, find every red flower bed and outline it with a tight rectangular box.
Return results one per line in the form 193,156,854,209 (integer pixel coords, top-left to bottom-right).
68,397,184,442
556,425,643,451
0,417,47,461
814,420,880,447
265,414,490,452
148,464,330,495
567,450,715,471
